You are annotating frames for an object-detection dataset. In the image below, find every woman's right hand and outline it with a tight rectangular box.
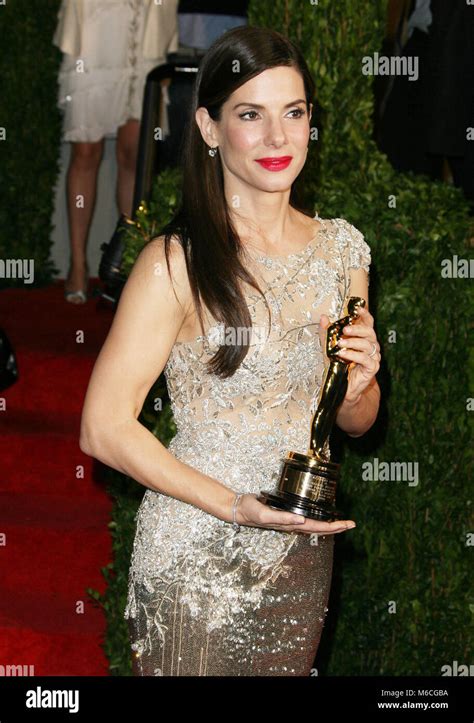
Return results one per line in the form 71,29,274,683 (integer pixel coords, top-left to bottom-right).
235,493,356,535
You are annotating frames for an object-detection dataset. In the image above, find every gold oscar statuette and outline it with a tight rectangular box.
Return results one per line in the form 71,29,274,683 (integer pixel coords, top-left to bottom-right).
258,296,366,521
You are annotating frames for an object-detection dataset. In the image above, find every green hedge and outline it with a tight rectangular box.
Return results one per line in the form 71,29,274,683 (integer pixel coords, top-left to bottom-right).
0,0,62,287
91,0,473,675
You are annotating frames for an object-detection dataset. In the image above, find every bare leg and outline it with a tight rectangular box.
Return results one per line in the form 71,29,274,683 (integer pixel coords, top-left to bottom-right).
116,119,140,217
65,140,104,301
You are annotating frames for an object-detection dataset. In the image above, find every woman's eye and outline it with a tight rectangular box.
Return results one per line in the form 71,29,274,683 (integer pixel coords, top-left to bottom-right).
239,110,259,120
238,108,306,121
288,108,305,118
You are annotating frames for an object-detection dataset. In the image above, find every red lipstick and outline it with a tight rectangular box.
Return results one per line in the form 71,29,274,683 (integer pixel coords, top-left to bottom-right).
255,156,293,171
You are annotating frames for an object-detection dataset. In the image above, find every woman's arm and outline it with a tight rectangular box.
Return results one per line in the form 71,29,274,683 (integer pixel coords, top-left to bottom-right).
80,236,358,536
79,237,237,523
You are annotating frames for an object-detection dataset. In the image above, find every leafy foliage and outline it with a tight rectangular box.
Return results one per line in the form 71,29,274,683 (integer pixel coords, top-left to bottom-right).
120,166,182,276
0,0,63,286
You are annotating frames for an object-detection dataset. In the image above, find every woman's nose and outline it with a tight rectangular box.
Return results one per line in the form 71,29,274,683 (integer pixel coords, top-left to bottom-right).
263,118,287,146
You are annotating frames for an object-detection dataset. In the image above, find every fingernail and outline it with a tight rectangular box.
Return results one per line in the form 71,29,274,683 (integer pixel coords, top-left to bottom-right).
347,522,356,529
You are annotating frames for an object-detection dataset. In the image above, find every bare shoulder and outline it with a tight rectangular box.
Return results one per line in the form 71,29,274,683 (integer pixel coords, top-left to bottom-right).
129,232,193,313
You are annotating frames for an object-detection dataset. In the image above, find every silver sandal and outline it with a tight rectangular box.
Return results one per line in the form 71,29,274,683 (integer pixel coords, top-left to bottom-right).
64,269,89,304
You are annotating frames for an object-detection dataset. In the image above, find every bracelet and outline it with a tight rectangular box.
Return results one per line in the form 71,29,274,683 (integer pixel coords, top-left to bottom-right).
231,492,243,532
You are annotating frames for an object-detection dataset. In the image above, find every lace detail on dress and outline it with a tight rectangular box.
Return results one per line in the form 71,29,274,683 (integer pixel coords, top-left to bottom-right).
332,217,371,273
124,213,371,661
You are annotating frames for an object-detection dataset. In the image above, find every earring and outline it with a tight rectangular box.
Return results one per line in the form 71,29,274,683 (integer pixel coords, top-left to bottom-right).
208,146,217,157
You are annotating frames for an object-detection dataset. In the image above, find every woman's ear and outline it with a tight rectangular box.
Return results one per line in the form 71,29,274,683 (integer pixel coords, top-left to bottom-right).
195,106,218,148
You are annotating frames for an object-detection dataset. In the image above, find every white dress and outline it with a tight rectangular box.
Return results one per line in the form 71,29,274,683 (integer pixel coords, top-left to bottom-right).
56,0,174,142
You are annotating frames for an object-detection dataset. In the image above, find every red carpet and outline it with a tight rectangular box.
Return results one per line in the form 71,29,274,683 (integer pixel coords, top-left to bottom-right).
0,279,115,675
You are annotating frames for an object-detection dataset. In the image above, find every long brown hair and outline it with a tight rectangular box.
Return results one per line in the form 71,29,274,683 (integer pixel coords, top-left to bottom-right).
158,26,316,378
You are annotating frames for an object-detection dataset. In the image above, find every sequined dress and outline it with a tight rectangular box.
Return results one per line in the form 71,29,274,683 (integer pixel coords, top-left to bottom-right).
124,214,371,676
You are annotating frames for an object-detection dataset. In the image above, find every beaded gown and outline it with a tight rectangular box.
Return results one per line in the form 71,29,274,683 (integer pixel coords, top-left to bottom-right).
124,213,371,676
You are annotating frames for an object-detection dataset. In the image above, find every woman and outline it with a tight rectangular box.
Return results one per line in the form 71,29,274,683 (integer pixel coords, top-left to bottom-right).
53,0,179,302
80,26,381,676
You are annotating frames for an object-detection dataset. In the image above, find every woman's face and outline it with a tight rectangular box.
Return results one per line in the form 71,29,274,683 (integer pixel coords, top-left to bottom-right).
197,65,312,195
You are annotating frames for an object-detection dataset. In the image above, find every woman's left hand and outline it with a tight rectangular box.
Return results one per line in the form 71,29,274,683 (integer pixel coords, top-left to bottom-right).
319,307,381,403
